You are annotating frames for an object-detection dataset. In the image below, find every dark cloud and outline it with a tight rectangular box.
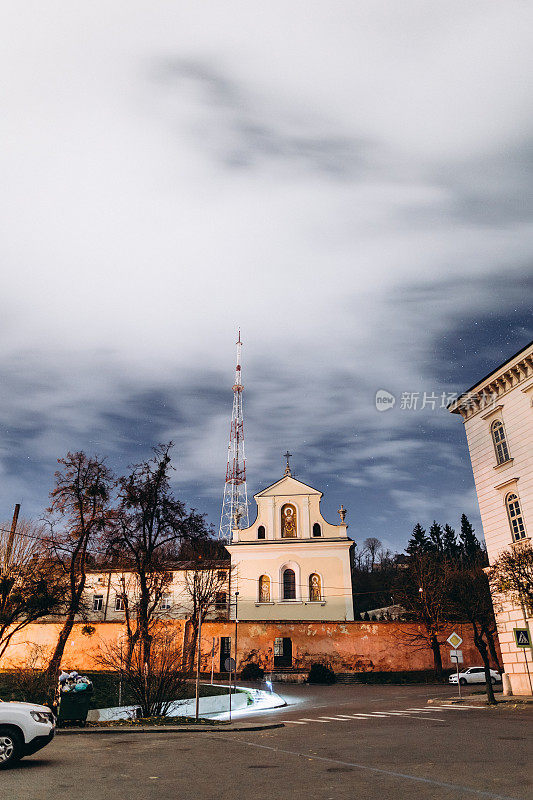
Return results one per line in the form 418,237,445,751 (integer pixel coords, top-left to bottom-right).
1,4,532,552
151,58,367,177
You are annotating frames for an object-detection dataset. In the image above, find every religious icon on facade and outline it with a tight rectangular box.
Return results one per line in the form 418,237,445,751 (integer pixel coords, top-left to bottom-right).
259,575,270,602
281,504,297,537
309,573,321,601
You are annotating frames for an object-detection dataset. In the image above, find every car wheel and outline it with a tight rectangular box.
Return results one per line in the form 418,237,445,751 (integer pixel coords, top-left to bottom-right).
490,676,496,685
459,678,467,686
0,728,23,768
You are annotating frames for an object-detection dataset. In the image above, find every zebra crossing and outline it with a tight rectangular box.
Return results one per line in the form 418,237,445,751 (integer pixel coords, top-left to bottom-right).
284,705,477,725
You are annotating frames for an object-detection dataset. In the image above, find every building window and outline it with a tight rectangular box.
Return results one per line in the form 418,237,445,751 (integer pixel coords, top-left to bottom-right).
282,568,296,600
259,575,270,602
491,420,510,464
115,595,125,612
215,591,227,610
309,573,322,601
217,570,227,581
257,525,266,539
506,493,526,541
220,636,231,671
312,523,321,537
93,594,103,612
160,593,171,610
281,504,297,538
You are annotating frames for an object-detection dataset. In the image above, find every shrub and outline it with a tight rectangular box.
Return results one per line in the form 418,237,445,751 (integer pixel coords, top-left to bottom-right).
240,663,265,681
307,663,336,684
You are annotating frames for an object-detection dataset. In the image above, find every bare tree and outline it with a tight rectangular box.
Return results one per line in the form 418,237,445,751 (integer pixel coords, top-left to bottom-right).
395,553,449,679
182,556,231,671
2,643,54,704
363,538,382,572
0,520,65,663
45,452,115,680
96,624,185,718
104,443,209,673
445,565,500,704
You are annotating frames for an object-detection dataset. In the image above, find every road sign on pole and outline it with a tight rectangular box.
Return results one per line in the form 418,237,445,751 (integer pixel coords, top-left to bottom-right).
447,631,463,649
513,628,531,648
450,649,463,664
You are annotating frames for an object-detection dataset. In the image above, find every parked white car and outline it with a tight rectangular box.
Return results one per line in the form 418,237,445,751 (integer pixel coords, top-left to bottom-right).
449,667,502,686
0,701,55,768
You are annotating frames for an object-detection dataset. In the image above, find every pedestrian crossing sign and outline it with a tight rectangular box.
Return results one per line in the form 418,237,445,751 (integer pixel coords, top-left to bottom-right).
513,628,531,648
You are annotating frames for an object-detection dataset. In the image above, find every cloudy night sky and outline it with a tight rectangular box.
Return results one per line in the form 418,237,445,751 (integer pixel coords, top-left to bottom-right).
1,2,532,553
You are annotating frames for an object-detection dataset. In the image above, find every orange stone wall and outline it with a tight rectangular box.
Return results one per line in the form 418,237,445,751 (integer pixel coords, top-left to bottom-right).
1,619,499,674
197,620,497,673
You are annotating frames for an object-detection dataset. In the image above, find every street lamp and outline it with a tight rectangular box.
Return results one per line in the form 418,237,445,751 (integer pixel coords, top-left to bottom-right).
195,603,203,721
234,592,239,692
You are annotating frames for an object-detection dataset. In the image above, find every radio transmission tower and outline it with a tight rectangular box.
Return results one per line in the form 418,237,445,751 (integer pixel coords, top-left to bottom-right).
218,331,250,540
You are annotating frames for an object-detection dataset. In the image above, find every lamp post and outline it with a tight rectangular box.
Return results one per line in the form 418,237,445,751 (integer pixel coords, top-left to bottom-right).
195,604,203,721
234,592,239,692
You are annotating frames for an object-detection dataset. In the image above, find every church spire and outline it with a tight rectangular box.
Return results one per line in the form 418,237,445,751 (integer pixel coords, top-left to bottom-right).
283,451,292,476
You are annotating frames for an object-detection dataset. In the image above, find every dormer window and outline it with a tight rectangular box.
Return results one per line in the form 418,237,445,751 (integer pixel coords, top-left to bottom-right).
312,523,321,537
491,420,510,465
257,525,266,539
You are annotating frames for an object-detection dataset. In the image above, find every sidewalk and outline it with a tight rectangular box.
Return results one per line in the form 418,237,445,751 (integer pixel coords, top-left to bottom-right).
57,721,284,735
428,694,533,706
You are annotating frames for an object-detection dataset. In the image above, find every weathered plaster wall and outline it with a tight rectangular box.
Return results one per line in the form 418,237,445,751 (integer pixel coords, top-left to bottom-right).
198,621,495,673
2,620,498,674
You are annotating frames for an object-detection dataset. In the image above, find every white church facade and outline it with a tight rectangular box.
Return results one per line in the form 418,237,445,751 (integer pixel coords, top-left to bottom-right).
226,468,355,622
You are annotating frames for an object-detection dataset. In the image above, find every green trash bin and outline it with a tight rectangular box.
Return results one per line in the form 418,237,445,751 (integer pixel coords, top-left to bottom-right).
57,687,93,726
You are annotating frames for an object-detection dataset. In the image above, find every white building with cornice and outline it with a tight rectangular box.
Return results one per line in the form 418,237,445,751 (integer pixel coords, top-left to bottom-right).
449,340,533,695
226,467,355,623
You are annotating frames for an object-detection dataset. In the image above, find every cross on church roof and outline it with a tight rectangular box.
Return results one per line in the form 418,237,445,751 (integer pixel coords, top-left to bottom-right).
283,451,292,476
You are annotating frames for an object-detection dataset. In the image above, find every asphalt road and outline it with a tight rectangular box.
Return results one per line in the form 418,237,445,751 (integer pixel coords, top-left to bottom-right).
5,684,531,800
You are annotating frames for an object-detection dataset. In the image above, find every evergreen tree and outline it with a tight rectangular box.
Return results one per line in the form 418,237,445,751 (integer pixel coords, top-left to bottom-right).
406,523,430,557
428,521,444,556
442,524,458,560
459,514,483,565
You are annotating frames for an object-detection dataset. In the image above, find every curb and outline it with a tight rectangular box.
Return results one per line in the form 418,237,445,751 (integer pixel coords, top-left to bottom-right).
428,697,533,706
56,722,284,735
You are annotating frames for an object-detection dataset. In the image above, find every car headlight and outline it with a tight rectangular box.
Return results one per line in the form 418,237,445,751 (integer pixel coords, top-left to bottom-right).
30,710,54,724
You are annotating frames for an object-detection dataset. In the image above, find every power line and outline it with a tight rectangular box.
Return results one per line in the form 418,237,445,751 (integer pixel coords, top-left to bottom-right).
0,525,400,598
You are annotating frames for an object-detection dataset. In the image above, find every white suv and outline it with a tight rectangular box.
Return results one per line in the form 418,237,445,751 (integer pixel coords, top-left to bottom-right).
0,701,55,768
449,667,502,686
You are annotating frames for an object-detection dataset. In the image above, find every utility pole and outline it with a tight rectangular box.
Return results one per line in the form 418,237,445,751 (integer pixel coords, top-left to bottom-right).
4,504,20,567
218,331,250,540
234,591,239,692
195,605,203,721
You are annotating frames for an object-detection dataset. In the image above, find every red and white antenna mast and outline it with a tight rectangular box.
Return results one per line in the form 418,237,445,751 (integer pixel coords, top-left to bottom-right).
218,330,250,540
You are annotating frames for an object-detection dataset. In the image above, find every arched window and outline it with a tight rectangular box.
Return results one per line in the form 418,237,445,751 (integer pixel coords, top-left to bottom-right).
281,504,297,538
257,525,266,539
259,575,270,602
282,568,296,600
492,420,510,465
506,493,526,541
309,573,321,601
312,523,321,537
